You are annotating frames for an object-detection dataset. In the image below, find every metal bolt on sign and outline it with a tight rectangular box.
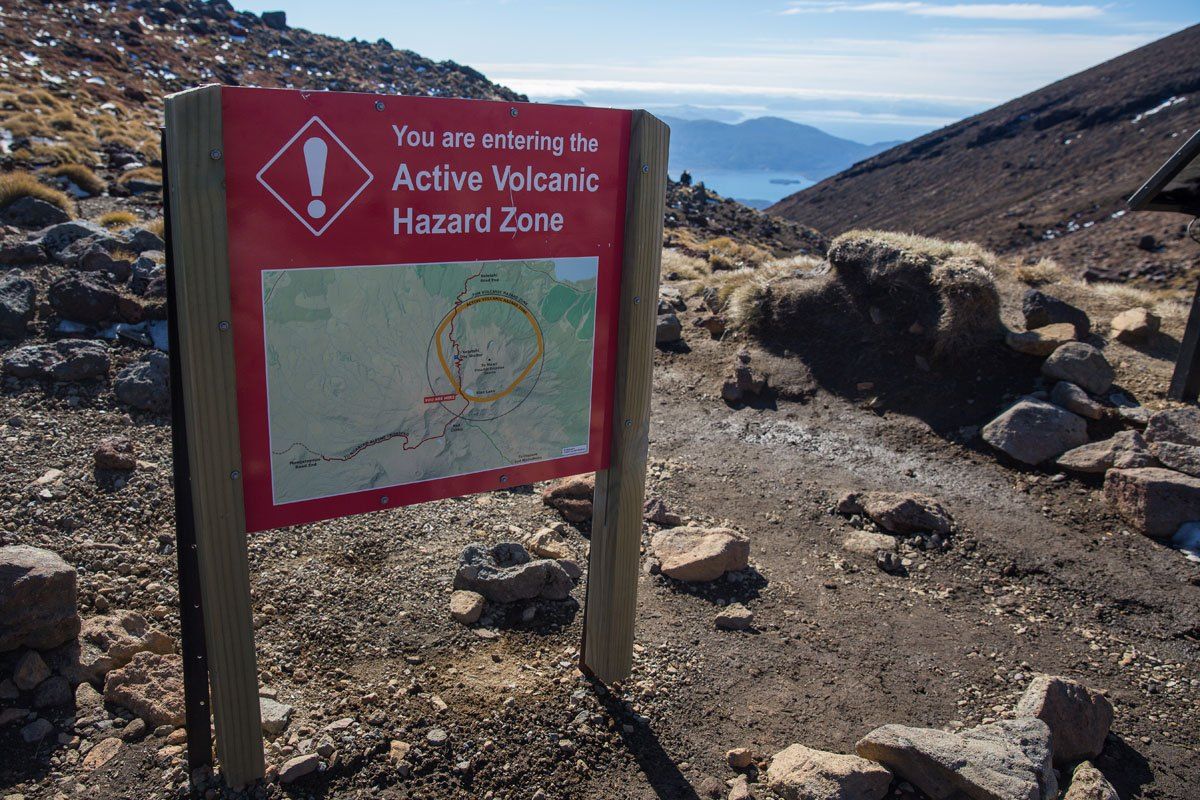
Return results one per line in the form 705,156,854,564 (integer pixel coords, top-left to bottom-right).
209,149,222,160
374,101,385,111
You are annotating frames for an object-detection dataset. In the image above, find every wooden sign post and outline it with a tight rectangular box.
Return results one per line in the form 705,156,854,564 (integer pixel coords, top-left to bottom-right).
163,85,666,786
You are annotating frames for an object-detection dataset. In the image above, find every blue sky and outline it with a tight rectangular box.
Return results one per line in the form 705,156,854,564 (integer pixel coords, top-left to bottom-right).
238,1,1196,143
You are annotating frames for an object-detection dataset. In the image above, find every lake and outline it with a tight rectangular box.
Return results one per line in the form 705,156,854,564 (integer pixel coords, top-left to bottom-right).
673,169,814,209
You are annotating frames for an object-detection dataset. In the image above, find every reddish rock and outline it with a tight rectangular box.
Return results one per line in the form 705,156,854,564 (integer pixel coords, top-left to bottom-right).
103,652,185,727
94,435,137,471
650,527,749,582
1103,467,1200,540
541,473,594,523
1015,675,1113,766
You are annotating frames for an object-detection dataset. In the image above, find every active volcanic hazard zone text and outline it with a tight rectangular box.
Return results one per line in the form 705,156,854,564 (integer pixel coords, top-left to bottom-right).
263,257,598,504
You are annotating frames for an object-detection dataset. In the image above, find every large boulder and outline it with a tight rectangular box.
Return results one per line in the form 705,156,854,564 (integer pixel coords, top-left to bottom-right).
1056,431,1156,474
103,651,185,727
655,313,682,345
1104,467,1200,540
1041,343,1114,395
1014,675,1113,766
650,527,749,582
541,473,594,523
48,272,119,323
982,398,1088,465
34,219,110,258
766,743,892,800
836,490,952,534
0,274,36,339
2,339,110,382
0,545,80,652
453,542,576,603
856,718,1057,800
1022,289,1090,338
73,611,175,683
1147,440,1200,478
113,351,170,412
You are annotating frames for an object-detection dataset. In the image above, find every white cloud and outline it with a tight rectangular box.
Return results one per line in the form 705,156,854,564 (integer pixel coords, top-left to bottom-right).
782,1,1106,20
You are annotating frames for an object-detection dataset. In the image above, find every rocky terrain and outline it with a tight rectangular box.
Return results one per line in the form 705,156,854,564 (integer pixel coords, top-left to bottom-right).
0,2,1198,800
769,24,1200,288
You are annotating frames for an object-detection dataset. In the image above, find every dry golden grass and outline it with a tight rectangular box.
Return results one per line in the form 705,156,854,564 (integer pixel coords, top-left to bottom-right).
705,236,772,271
145,218,166,238
703,255,825,330
45,163,105,195
11,141,91,166
47,111,80,132
830,229,999,268
660,248,710,281
118,166,162,187
96,210,139,230
1010,257,1067,286
0,171,74,215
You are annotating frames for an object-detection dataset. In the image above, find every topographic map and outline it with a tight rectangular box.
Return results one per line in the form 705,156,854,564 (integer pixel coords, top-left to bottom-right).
262,257,597,504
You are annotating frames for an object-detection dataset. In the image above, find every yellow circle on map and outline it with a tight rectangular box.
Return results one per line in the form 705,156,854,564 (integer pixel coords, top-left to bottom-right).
435,295,544,404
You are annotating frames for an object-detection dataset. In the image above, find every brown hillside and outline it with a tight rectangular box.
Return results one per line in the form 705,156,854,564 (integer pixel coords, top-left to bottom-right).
769,25,1200,286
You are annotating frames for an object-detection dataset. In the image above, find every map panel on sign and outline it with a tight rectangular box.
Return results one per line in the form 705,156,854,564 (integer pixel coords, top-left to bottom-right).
262,257,598,504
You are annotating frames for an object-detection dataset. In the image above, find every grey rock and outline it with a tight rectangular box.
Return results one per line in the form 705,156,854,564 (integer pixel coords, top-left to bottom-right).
836,490,952,534
1015,675,1113,766
0,196,69,228
75,244,133,282
842,530,897,555
1049,381,1104,420
32,675,71,709
1147,440,1200,477
13,650,50,691
20,717,54,743
453,543,576,603
1144,407,1200,447
35,220,110,258
0,545,80,651
1042,343,1114,395
113,352,170,412
0,239,46,263
1063,762,1119,800
0,274,36,339
656,313,682,344
3,339,110,382
1110,307,1160,343
259,696,294,735
982,398,1088,465
122,227,165,254
1022,289,1090,337
49,272,119,323
1056,431,1156,474
766,743,892,800
262,10,287,29
856,718,1057,800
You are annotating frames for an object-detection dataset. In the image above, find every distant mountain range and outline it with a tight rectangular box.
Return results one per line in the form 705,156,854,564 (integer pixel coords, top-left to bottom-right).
769,24,1200,283
662,116,899,181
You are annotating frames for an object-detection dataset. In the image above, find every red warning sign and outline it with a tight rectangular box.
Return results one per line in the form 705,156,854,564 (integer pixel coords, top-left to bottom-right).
255,116,374,236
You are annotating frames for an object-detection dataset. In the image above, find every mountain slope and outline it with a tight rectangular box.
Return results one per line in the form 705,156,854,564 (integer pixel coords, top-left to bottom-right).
665,116,893,180
769,25,1200,284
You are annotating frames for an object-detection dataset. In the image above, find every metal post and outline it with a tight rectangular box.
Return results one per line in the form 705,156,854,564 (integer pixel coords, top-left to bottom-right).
162,127,215,774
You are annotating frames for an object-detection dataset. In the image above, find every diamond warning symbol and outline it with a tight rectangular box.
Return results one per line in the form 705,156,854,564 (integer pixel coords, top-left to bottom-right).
256,116,373,237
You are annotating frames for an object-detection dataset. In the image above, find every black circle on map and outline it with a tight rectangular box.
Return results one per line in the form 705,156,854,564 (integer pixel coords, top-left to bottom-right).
424,294,545,424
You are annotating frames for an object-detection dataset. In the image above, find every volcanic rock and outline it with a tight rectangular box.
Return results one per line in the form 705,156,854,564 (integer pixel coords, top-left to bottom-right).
541,473,594,523
856,718,1057,800
3,339,110,382
1015,675,1113,766
103,651,185,727
1041,343,1114,395
74,611,174,683
94,435,137,471
1104,467,1200,540
1005,323,1076,356
1147,440,1200,478
656,313,682,345
1055,431,1156,474
0,196,69,228
49,272,119,323
453,543,576,603
982,398,1088,465
836,490,952,534
1022,290,1091,338
714,603,754,631
113,351,170,412
766,743,892,800
650,527,749,582
0,274,36,339
1110,307,1160,343
1049,381,1104,420
449,590,484,624
0,545,80,652
1144,407,1200,447
1063,762,1119,800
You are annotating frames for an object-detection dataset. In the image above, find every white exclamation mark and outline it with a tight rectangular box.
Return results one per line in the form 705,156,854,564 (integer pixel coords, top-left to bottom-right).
303,136,328,219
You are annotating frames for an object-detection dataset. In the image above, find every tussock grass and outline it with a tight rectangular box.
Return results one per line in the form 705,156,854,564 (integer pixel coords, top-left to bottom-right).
96,210,139,230
1010,257,1066,286
703,255,826,330
45,163,105,195
0,171,74,215
11,141,91,166
705,235,772,271
118,166,162,187
661,248,710,281
47,111,81,132
145,218,166,238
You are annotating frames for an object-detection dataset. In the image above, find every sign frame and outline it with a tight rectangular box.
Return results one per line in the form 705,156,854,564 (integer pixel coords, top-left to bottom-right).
164,84,667,786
